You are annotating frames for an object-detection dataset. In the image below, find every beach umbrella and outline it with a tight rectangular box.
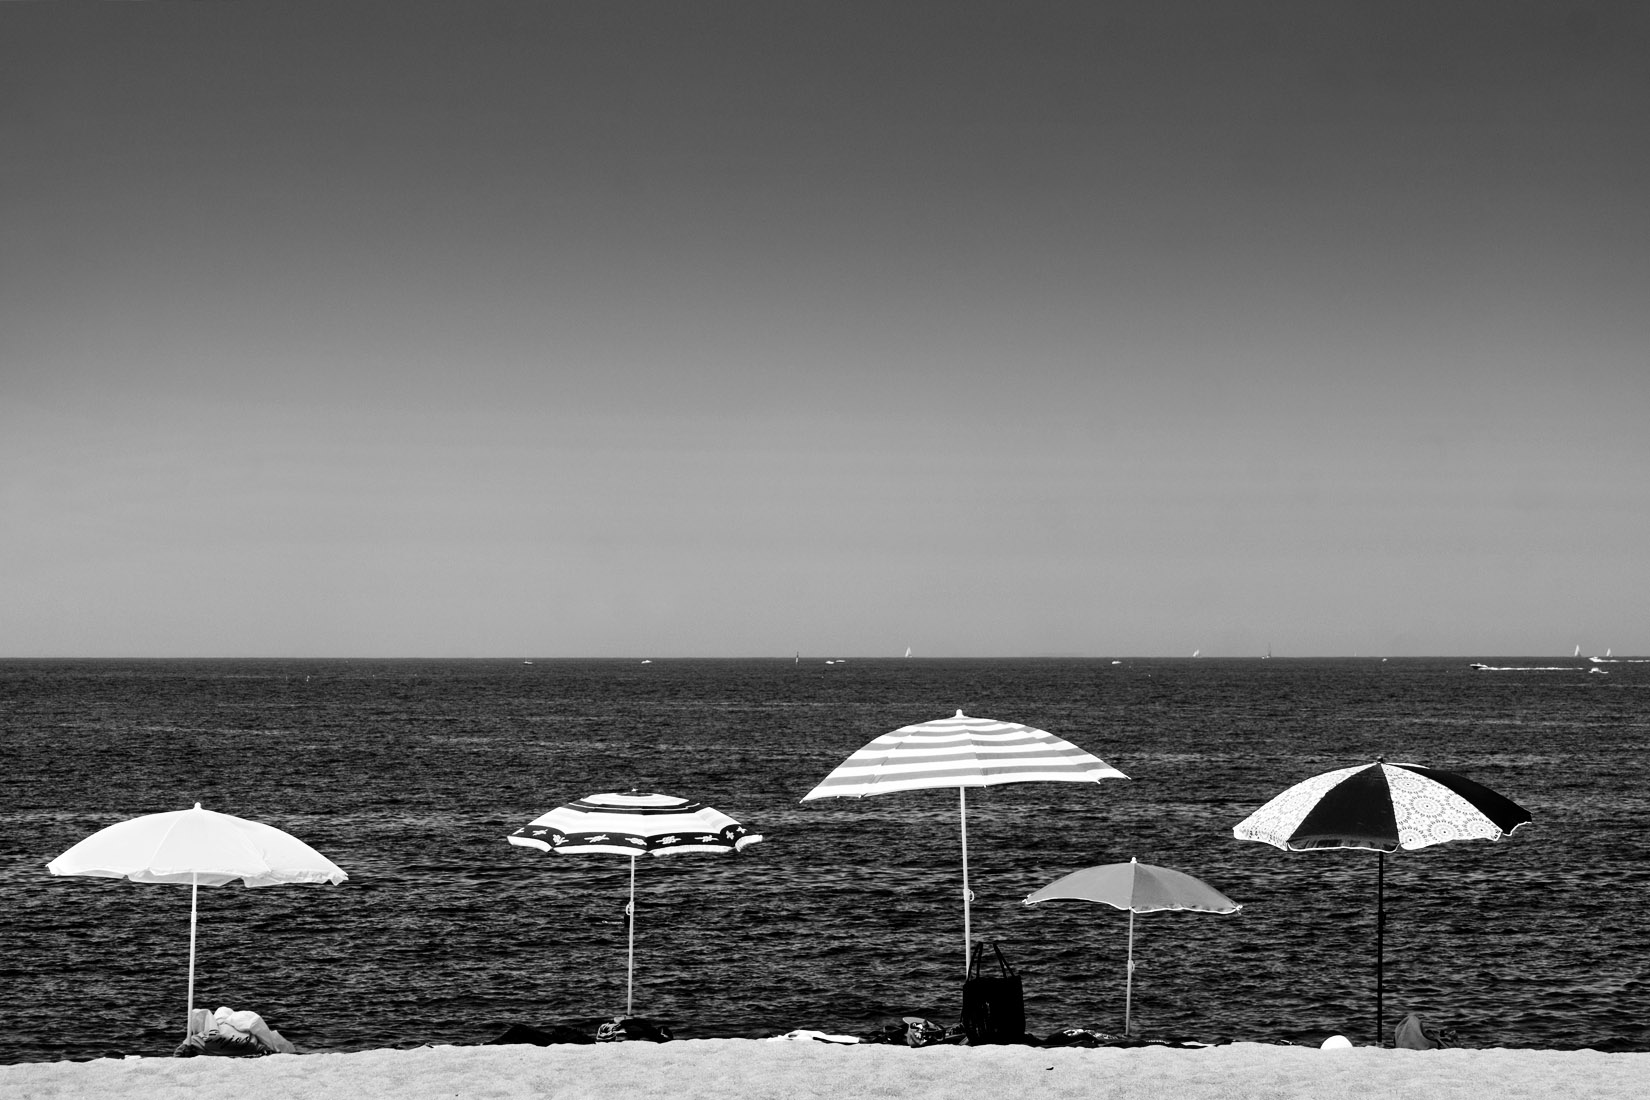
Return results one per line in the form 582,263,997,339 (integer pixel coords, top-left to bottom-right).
1232,760,1531,1046
802,710,1127,974
1024,858,1241,1036
46,802,347,1039
506,790,762,1017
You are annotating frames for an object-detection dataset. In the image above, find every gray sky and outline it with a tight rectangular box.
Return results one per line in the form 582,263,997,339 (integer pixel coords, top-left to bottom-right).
4,2,1647,658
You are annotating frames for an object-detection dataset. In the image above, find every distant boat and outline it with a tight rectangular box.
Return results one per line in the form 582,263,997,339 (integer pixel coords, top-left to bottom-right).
1574,645,1581,657
641,659,652,664
1192,650,1200,658
905,647,912,658
1472,662,1585,672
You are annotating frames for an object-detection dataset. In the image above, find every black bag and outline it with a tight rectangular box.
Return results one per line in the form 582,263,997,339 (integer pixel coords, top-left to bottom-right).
962,941,1025,1045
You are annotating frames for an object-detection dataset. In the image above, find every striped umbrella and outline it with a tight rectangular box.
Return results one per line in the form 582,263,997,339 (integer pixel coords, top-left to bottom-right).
507,791,762,1017
1233,760,1531,1045
802,710,1127,973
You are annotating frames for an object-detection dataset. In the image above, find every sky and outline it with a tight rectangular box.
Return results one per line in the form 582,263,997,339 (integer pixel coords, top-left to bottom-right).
4,2,1648,659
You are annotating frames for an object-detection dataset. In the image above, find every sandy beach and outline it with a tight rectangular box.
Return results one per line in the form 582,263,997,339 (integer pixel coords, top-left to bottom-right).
4,1040,1645,1100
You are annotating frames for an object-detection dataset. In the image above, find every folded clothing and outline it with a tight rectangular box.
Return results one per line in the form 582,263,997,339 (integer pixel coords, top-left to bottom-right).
174,1006,297,1058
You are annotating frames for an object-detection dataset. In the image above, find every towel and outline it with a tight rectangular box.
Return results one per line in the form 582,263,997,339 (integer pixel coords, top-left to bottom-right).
1394,1012,1453,1050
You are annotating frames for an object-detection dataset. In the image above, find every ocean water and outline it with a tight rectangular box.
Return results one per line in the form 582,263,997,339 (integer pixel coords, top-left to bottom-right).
1,656,1646,1062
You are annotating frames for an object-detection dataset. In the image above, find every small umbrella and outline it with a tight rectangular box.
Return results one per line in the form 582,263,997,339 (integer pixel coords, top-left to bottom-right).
1025,858,1241,1036
1232,760,1531,1045
507,790,762,1017
47,802,347,1039
802,710,1127,974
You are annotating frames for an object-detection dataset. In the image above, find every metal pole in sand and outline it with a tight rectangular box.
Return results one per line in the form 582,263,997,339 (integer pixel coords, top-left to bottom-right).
187,873,198,1040
1126,907,1136,1037
1377,850,1385,1047
626,855,637,1018
959,787,972,977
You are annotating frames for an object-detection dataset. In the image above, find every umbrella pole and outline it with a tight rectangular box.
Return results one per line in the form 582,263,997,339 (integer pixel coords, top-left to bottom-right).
1125,907,1136,1037
626,856,637,1018
186,875,198,1040
959,787,972,977
1376,850,1385,1047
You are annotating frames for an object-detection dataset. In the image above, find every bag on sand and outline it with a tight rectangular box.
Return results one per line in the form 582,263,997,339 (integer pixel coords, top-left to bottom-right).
962,941,1025,1045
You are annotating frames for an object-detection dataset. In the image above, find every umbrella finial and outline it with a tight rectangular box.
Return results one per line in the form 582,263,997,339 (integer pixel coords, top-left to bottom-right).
954,709,967,718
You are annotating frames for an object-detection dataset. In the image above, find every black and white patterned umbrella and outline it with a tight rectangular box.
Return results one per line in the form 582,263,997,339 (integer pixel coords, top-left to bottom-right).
507,791,762,1016
1234,761,1531,1045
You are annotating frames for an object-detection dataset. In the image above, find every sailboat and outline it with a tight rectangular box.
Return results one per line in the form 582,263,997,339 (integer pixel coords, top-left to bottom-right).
904,646,912,659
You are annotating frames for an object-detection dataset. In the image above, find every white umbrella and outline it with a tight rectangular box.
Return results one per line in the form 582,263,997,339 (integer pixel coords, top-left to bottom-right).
803,710,1127,974
1025,858,1241,1036
507,790,762,1017
47,802,347,1039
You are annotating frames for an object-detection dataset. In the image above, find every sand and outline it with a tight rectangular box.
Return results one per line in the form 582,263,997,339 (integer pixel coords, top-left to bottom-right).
3,1039,1644,1100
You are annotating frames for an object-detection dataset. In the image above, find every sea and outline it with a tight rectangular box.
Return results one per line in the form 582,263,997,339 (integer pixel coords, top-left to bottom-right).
2,657,1646,1062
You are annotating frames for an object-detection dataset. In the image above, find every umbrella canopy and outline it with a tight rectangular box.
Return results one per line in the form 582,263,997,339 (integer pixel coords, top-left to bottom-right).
1026,858,1242,915
802,709,1125,797
47,803,347,1039
1233,761,1531,1045
1233,760,1531,853
507,791,762,1017
508,791,761,857
803,711,1127,973
1025,858,1241,1035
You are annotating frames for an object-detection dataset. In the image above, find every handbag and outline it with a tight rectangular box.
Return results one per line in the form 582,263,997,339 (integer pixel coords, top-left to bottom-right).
961,941,1026,1045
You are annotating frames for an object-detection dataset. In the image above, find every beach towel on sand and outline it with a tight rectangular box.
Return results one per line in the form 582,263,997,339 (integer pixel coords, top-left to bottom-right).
1394,1012,1455,1050
486,1023,596,1046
